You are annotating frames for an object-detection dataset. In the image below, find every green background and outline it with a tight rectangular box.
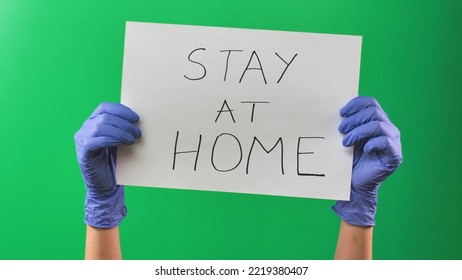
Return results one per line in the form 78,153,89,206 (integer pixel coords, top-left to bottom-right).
1,0,461,260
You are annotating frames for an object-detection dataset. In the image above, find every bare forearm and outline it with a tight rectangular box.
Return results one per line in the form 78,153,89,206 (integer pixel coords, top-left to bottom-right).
334,220,373,260
85,225,122,260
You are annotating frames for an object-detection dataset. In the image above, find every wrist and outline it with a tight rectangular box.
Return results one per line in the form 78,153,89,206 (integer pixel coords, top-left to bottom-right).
84,185,127,228
332,187,378,227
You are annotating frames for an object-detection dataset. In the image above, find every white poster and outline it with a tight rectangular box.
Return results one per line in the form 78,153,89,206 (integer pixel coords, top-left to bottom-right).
117,21,362,200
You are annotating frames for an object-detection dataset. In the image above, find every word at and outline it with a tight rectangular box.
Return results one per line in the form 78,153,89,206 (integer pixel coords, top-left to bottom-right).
215,100,270,123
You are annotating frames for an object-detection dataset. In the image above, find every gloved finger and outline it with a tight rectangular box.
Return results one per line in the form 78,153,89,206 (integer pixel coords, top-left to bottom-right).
90,102,140,123
93,113,142,139
340,96,383,118
84,136,124,152
363,136,403,168
342,120,400,147
95,124,136,144
339,106,389,134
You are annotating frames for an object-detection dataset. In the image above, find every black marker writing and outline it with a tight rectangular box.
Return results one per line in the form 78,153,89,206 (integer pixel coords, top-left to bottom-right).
246,137,284,175
220,49,244,81
215,100,236,123
241,101,270,122
184,48,207,81
185,49,298,84
172,132,325,177
172,131,202,171
239,51,267,84
297,137,325,177
275,52,298,83
211,133,243,172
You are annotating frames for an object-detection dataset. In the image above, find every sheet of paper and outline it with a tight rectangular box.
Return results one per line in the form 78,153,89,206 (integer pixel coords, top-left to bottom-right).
117,21,361,200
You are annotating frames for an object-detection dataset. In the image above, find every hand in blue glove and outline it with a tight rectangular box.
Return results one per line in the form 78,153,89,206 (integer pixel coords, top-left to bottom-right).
74,102,141,228
333,96,403,226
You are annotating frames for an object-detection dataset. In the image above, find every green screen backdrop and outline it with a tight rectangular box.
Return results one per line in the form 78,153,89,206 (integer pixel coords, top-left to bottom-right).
1,0,461,259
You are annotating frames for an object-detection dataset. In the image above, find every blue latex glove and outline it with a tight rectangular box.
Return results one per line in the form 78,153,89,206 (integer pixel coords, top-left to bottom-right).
333,96,403,226
74,102,141,228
